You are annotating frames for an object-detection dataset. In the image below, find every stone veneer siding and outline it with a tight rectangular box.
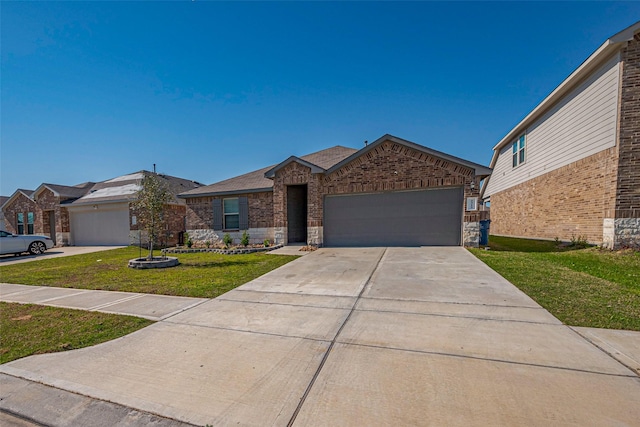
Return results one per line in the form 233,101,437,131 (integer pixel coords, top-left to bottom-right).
272,141,483,246
489,149,619,244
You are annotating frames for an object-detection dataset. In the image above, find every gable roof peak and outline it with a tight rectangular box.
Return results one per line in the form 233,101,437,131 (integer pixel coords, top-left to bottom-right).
326,134,492,177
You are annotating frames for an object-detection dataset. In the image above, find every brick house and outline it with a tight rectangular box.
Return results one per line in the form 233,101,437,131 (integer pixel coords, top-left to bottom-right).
482,21,640,249
0,196,9,230
2,171,201,247
179,134,492,247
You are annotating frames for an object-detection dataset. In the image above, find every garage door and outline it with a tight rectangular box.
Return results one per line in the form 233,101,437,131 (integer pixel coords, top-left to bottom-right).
324,187,463,247
69,204,130,246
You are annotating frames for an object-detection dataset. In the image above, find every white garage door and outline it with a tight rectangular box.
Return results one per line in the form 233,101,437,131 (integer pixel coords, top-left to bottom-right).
324,187,463,247
69,204,130,246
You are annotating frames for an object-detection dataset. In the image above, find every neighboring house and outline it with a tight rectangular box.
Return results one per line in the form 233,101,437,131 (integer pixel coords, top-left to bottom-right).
1,171,202,246
0,196,9,230
482,21,640,249
179,134,492,247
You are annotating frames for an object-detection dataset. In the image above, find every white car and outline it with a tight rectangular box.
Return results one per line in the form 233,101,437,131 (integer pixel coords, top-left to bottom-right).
0,230,54,255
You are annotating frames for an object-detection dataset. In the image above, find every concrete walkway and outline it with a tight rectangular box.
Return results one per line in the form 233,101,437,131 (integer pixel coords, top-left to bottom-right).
1,247,639,426
0,284,207,321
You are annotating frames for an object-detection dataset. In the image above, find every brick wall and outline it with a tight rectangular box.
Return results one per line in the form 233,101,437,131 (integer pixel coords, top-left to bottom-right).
247,192,274,228
185,192,274,230
36,189,71,244
273,162,321,228
185,196,214,229
3,193,42,235
489,149,619,243
271,140,481,245
323,140,479,221
185,140,484,246
129,203,186,246
617,34,640,219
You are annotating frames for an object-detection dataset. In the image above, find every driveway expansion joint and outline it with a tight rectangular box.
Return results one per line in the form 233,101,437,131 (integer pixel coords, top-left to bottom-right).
336,341,640,379
568,326,640,377
159,320,334,343
286,247,388,427
352,306,563,326
358,295,546,309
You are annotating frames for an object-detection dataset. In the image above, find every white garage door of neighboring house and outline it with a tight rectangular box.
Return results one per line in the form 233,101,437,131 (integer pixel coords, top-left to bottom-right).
69,204,130,246
324,187,463,247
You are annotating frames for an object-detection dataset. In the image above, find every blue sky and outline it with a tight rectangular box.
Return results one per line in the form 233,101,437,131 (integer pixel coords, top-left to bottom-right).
2,1,639,195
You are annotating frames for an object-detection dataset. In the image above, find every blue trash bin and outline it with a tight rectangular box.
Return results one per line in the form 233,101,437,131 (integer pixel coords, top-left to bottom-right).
479,220,491,246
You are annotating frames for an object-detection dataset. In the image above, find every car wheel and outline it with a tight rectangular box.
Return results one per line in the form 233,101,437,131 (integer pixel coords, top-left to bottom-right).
29,241,46,255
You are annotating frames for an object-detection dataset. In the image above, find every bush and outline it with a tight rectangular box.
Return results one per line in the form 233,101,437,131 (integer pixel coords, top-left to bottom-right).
263,239,270,247
223,233,233,248
569,235,590,249
241,230,250,247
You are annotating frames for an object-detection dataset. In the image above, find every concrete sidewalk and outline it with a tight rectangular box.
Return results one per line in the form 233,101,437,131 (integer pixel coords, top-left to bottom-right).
1,247,639,426
0,284,207,321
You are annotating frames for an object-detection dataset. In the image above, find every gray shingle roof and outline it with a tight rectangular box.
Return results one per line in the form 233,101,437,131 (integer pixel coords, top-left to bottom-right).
300,146,358,169
42,182,95,200
65,171,202,206
178,165,276,197
180,146,358,197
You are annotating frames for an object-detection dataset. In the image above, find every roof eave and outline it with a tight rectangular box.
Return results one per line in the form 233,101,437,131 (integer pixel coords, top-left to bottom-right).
178,187,274,198
327,134,492,176
490,21,640,167
264,156,325,179
33,184,59,198
1,189,35,210
63,199,133,208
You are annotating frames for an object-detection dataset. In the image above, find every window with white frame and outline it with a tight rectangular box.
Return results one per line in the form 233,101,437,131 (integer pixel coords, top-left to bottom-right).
16,213,24,234
512,134,526,167
223,198,240,230
466,197,478,211
27,212,34,234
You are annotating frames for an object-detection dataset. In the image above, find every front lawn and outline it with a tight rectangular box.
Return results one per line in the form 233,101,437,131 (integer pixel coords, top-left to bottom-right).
0,302,153,364
0,246,299,298
469,235,640,331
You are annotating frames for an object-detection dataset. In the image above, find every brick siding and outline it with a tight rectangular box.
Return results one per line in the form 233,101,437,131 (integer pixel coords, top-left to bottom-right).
489,149,619,243
273,141,481,242
617,34,640,219
3,189,75,245
186,140,484,246
3,193,41,235
129,203,186,246
186,192,274,230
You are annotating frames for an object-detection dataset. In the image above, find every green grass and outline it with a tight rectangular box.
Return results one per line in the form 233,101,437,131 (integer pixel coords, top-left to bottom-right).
0,246,299,298
0,302,153,364
470,235,640,331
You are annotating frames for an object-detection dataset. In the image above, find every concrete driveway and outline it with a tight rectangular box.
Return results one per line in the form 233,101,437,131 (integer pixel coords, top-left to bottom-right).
1,247,639,426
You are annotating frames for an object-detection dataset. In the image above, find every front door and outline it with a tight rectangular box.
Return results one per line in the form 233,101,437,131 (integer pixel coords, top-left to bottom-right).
287,185,307,244
48,211,57,245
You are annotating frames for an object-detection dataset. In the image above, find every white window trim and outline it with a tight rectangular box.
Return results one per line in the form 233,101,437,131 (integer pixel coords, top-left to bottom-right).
223,197,240,231
512,134,526,168
466,197,478,211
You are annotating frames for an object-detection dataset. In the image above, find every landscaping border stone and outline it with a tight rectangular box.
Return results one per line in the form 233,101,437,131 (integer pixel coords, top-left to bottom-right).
166,244,284,255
